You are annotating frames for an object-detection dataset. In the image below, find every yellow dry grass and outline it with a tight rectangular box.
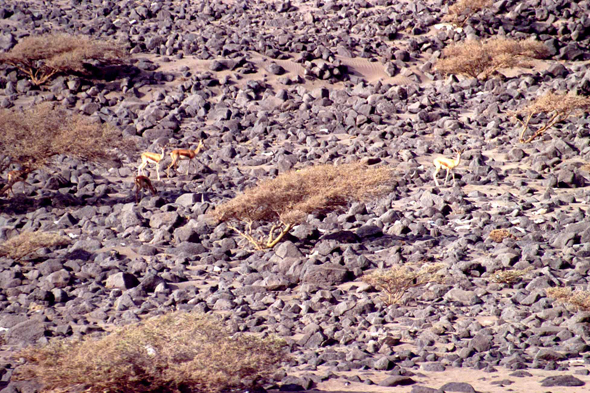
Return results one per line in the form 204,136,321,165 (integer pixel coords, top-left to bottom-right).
363,263,446,305
511,92,590,142
16,312,288,393
215,162,394,249
488,228,517,243
445,0,493,27
546,287,590,311
0,103,132,197
436,37,549,79
490,267,533,284
0,231,70,261
0,33,128,85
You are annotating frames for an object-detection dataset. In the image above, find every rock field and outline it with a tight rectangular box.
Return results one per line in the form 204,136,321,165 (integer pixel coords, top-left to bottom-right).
2,0,590,391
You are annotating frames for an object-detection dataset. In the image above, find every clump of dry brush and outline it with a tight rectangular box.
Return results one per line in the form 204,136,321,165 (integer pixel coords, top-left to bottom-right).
511,91,590,143
436,37,549,79
0,231,70,261
363,263,446,305
0,33,128,85
546,288,590,311
0,103,131,197
444,0,493,27
215,162,394,249
16,312,288,393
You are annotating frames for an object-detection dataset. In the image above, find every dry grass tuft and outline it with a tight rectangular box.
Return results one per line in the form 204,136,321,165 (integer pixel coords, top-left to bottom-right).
15,312,288,393
215,163,394,249
0,231,70,261
511,91,590,143
546,287,590,311
445,0,493,27
488,229,517,243
0,33,128,85
362,263,446,305
490,267,533,284
436,37,549,79
0,103,132,196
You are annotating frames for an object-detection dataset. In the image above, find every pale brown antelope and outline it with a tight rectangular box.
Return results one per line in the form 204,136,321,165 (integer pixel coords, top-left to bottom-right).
134,175,157,203
433,148,464,187
167,140,205,177
138,146,166,181
2,168,32,196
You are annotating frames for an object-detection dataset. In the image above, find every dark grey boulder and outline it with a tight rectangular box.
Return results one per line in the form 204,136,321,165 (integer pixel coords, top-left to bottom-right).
6,319,49,345
302,264,352,286
540,375,585,387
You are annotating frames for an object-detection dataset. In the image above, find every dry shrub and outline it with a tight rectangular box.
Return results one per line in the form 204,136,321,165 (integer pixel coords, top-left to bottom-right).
15,312,287,393
445,0,493,27
0,33,128,85
488,228,517,243
0,231,70,261
511,91,590,143
362,263,445,305
215,163,394,249
0,103,132,196
490,267,533,284
546,288,590,311
436,37,549,79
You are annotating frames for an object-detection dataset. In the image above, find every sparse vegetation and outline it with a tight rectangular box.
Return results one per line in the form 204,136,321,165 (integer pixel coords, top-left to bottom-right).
215,163,394,250
444,0,493,27
0,231,70,261
362,263,446,305
490,267,533,284
436,37,549,79
546,287,590,311
0,103,131,196
511,91,590,143
15,312,288,393
488,228,518,243
0,33,128,85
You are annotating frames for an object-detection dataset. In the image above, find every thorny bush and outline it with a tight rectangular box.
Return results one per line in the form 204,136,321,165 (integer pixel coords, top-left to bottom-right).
436,37,549,79
215,162,394,249
16,312,288,393
0,33,128,85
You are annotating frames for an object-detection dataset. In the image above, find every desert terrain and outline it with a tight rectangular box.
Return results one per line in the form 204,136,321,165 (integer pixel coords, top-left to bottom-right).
2,0,590,392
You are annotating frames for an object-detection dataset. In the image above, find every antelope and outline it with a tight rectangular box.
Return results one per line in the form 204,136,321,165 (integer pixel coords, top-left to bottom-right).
433,148,464,187
138,146,166,181
134,175,157,203
2,168,32,196
167,140,205,177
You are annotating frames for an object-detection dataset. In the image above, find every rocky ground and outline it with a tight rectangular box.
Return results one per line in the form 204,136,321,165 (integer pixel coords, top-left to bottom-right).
2,0,590,392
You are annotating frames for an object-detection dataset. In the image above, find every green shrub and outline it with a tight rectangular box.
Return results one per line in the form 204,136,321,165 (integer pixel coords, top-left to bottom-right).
215,162,394,249
0,33,128,85
15,312,288,393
